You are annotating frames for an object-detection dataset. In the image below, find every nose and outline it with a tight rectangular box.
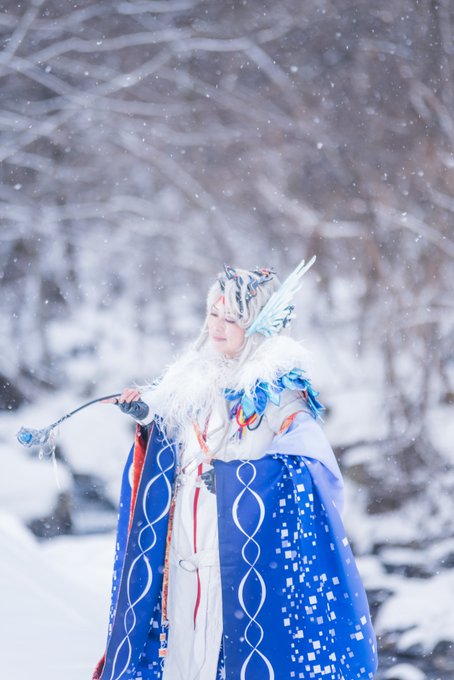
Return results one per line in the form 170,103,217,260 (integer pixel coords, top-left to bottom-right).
214,317,225,333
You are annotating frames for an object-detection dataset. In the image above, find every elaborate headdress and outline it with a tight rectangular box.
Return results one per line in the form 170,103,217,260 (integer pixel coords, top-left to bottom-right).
216,255,316,337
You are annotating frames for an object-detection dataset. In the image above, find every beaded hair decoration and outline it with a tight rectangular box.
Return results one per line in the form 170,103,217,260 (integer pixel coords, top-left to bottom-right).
220,264,276,315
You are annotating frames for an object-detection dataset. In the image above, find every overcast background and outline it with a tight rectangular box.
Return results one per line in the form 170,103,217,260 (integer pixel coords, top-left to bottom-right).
0,2,453,679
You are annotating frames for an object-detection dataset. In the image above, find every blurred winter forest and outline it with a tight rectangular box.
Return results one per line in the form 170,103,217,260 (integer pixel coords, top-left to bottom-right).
1,1,453,679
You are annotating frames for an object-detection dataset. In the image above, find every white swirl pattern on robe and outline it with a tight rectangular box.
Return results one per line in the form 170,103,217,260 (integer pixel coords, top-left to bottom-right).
232,460,275,680
108,434,174,680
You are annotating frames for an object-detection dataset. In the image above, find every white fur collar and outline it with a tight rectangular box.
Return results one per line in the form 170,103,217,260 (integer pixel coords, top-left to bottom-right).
141,335,312,438
231,335,312,394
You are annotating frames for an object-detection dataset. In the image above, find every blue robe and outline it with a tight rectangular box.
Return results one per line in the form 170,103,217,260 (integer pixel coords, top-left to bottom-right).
95,421,377,680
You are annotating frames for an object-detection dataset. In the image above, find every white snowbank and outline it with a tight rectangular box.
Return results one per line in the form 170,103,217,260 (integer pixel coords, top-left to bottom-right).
375,568,454,652
0,512,113,680
3,387,135,508
0,413,72,521
383,663,426,680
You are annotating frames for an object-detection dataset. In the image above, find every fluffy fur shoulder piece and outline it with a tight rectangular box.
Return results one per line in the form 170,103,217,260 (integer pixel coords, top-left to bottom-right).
232,335,313,395
140,335,313,435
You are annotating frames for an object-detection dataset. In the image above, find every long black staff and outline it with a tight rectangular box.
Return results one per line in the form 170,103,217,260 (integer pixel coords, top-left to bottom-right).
16,393,122,449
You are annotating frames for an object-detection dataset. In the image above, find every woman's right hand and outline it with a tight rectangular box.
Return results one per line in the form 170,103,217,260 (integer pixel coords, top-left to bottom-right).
101,387,142,404
102,387,150,421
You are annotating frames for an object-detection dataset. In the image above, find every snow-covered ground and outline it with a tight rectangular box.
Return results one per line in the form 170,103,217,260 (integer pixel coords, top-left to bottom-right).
0,513,113,680
0,386,130,680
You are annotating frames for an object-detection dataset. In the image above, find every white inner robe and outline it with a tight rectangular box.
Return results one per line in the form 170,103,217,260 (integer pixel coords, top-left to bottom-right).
162,408,225,680
160,391,322,680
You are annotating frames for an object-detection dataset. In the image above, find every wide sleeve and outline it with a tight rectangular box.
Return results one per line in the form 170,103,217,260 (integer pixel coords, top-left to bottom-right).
263,388,310,433
265,396,345,516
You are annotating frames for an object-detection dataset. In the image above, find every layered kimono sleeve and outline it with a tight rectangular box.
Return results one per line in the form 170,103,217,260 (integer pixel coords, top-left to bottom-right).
213,387,377,679
265,397,345,515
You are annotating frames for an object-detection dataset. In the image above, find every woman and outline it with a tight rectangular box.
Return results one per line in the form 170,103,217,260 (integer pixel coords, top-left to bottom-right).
94,259,377,680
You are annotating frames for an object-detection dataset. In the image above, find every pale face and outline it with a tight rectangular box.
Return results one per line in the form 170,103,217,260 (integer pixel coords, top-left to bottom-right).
207,298,246,358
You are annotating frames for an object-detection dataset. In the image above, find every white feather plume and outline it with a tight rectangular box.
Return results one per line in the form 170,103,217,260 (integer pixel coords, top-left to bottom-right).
245,255,316,337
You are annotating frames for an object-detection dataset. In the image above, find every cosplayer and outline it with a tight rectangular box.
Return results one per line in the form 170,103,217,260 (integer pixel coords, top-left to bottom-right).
94,257,378,680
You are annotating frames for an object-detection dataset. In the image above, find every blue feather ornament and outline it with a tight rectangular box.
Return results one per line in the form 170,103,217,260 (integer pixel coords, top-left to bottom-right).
225,367,324,423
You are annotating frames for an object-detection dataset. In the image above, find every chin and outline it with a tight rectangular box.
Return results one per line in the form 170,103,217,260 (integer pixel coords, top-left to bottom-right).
210,342,226,354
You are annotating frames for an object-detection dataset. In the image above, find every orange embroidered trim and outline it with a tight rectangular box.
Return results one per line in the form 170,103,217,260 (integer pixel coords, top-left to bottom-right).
191,414,211,626
161,413,211,625
193,420,210,455
161,492,176,623
192,462,204,626
279,410,304,434
192,412,212,457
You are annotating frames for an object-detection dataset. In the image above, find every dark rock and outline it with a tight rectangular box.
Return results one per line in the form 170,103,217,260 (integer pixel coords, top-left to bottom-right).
432,641,454,672
28,492,73,539
0,373,26,411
